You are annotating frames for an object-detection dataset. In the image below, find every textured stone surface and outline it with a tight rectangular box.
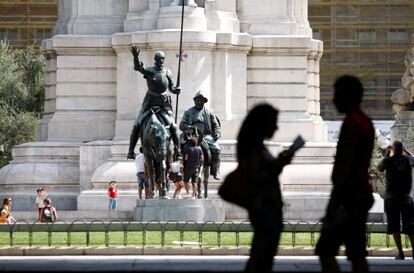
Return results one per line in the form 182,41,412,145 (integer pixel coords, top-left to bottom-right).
0,142,81,211
134,199,225,222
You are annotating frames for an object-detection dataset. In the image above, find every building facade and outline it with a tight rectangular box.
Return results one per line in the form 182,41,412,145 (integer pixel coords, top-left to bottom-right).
309,0,414,120
0,0,57,48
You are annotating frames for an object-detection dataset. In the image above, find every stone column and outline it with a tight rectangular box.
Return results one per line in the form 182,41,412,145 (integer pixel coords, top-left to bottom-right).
54,0,74,34
157,1,207,30
55,0,128,35
124,0,160,32
170,0,198,7
41,36,117,142
205,0,240,33
235,0,340,221
237,0,326,142
294,0,312,36
237,0,297,35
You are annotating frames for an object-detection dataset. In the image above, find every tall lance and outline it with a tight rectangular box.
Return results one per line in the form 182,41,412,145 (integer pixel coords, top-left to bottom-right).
175,0,185,124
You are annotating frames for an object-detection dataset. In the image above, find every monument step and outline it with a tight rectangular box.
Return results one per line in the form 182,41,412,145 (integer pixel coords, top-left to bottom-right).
136,198,221,207
134,199,225,222
12,211,134,222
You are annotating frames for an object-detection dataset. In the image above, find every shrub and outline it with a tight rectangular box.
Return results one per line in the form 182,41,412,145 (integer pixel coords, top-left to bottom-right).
0,40,45,167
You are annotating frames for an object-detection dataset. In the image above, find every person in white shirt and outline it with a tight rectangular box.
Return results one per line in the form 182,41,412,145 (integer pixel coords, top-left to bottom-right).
169,156,184,199
35,188,46,218
135,147,148,199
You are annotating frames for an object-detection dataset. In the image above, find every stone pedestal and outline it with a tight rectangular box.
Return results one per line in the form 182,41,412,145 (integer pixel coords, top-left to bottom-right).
41,36,116,142
0,142,80,211
134,199,225,222
76,140,377,222
246,36,326,141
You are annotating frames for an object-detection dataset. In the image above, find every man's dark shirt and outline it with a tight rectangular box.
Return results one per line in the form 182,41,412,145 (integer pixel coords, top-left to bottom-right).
184,145,203,170
378,155,414,199
332,108,375,210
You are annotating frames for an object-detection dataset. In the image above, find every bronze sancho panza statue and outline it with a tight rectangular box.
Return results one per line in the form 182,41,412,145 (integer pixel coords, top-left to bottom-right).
127,47,182,160
180,90,221,198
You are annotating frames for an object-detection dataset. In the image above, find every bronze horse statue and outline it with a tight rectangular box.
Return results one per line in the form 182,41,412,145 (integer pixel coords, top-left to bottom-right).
141,108,172,198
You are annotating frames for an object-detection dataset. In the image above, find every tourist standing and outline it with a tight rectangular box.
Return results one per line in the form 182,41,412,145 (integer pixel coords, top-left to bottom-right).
169,156,184,199
183,137,203,198
107,181,118,211
35,188,46,218
378,140,414,260
39,199,57,223
135,147,148,199
316,76,374,273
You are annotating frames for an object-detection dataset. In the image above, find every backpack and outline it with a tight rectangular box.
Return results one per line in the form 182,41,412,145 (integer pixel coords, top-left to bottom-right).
42,207,54,222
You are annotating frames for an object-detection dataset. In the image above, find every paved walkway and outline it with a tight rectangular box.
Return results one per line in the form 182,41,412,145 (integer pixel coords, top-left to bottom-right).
0,255,414,272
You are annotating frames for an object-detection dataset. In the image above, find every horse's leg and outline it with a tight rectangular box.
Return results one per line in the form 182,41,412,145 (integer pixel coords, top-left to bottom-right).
159,160,168,198
149,165,156,199
164,162,170,195
144,154,156,199
197,173,202,199
153,162,161,198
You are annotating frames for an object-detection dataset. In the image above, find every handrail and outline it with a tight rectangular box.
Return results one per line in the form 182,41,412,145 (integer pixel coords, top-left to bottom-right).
0,220,393,248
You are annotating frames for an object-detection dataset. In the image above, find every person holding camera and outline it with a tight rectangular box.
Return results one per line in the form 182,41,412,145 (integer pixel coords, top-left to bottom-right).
378,140,414,260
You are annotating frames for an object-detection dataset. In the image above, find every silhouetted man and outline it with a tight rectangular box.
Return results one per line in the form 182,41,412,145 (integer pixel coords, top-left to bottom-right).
378,140,414,260
316,75,374,273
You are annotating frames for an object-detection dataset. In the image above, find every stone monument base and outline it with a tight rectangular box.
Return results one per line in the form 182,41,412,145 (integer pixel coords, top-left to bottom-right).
134,199,225,222
76,141,384,221
0,142,80,211
282,192,384,221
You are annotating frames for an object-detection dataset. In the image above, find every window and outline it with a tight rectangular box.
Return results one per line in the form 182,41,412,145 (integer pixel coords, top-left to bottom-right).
0,29,19,41
335,28,358,47
313,29,321,40
388,29,408,41
358,29,376,42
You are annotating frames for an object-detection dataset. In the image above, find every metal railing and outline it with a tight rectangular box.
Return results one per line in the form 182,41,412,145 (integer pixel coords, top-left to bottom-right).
0,220,405,248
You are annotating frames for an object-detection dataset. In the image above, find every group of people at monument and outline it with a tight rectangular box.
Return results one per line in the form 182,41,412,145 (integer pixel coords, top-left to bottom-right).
0,189,58,224
35,188,58,223
127,47,221,199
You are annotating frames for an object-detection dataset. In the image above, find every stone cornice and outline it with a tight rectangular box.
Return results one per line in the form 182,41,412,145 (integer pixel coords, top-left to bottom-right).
307,39,323,61
112,30,252,53
249,36,323,56
42,35,115,55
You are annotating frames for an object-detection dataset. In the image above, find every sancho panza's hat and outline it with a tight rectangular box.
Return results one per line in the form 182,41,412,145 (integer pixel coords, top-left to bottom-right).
193,90,208,102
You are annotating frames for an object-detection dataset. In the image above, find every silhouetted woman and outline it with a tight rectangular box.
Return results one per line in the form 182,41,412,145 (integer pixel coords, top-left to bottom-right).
237,104,293,272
